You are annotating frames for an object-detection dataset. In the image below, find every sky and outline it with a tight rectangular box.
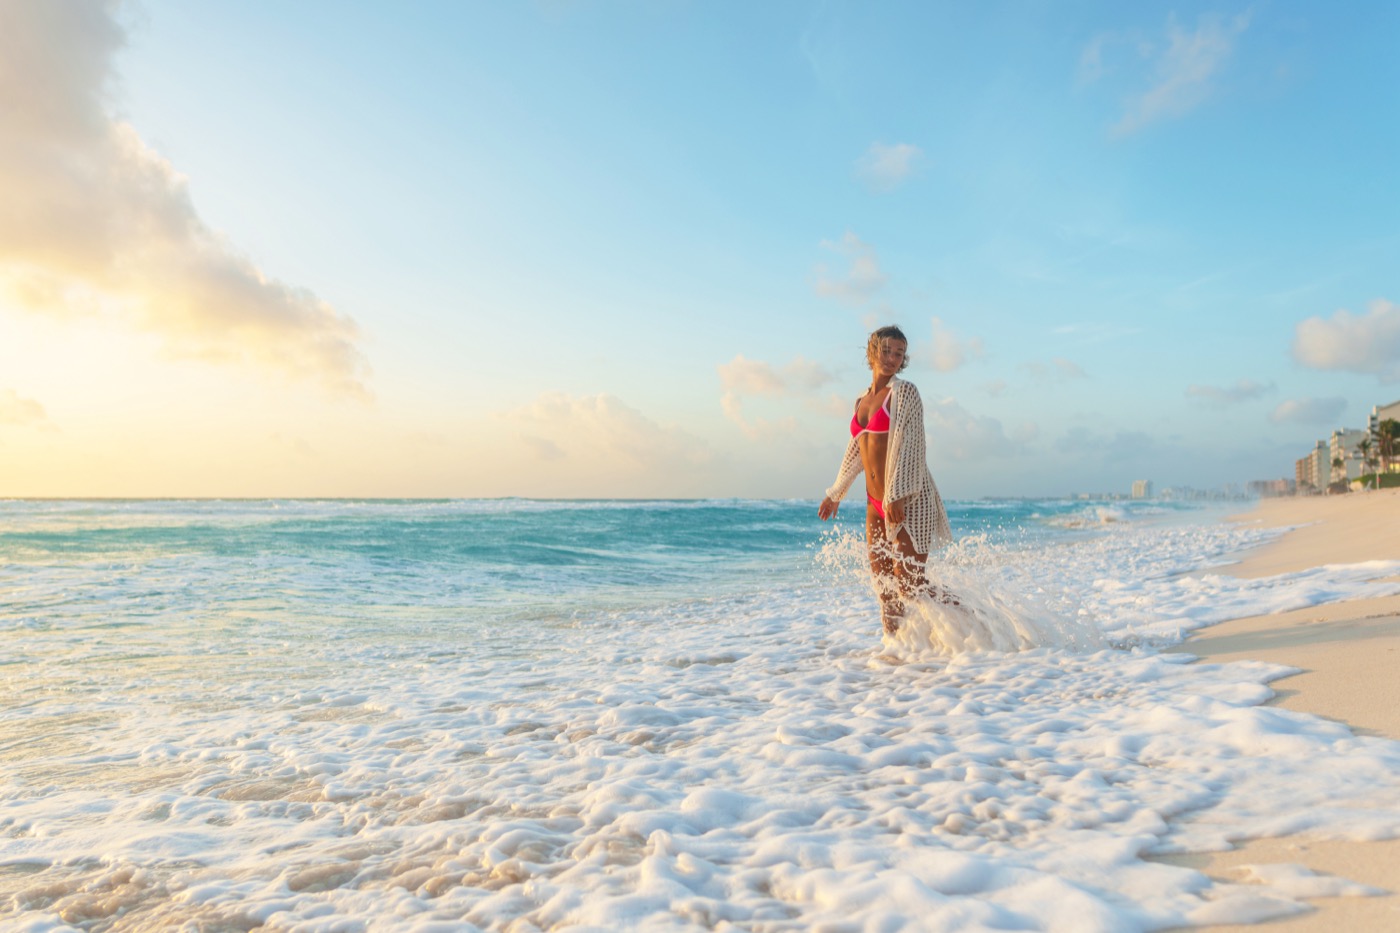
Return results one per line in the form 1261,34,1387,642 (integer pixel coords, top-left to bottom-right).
1,0,1398,499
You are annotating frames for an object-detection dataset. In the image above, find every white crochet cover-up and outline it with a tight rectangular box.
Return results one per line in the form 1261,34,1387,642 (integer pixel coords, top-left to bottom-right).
824,376,953,554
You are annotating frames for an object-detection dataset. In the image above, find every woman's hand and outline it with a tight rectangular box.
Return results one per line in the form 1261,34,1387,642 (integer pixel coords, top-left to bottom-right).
818,496,839,521
887,498,906,524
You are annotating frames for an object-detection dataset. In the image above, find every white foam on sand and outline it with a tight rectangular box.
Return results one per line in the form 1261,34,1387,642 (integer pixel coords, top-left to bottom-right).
5,516,1400,930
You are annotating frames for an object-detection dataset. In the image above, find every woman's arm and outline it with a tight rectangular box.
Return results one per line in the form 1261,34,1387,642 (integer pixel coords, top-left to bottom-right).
823,435,864,506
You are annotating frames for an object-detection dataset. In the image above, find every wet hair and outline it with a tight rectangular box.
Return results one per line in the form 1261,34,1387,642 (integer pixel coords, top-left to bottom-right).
866,325,910,372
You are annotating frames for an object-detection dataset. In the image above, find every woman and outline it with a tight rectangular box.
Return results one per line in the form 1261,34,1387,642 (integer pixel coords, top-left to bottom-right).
818,325,954,633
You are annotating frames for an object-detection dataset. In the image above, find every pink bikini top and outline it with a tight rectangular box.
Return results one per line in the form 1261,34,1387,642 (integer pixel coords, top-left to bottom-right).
850,390,892,437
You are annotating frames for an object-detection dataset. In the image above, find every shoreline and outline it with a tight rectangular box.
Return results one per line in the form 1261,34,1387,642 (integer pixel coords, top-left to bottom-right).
1162,489,1400,931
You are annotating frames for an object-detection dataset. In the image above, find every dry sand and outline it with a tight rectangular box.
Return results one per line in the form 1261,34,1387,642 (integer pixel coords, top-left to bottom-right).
1160,488,1400,931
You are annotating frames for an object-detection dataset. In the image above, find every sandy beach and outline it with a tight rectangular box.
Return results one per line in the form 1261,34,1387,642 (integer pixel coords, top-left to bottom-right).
1164,489,1400,931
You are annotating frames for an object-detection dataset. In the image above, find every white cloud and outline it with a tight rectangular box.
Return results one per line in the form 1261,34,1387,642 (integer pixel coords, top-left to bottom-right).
814,232,885,305
0,388,50,427
981,379,1008,398
856,142,923,192
1270,397,1348,426
923,317,985,373
1084,12,1250,136
718,354,833,397
718,400,799,441
1012,421,1040,445
1185,379,1275,407
1293,298,1400,382
925,397,1030,462
522,435,566,462
717,354,835,438
505,392,713,471
0,1,369,396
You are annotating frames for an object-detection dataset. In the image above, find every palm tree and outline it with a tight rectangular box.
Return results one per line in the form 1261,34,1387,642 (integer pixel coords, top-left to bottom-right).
1379,418,1399,479
1332,455,1344,485
1359,437,1376,488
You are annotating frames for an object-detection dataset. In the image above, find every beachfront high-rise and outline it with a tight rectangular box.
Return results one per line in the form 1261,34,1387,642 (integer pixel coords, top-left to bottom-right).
1328,428,1368,484
1291,396,1400,493
1247,479,1294,497
1295,440,1329,494
1369,400,1400,477
1370,400,1400,432
1131,480,1153,499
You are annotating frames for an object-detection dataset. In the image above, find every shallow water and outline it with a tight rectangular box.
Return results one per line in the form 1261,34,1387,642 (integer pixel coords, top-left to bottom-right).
3,498,1400,931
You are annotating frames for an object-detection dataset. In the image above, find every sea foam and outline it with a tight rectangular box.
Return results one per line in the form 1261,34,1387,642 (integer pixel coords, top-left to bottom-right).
3,500,1400,931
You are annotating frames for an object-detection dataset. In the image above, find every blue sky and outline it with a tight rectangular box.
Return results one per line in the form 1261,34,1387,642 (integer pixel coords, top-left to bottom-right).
1,0,1397,497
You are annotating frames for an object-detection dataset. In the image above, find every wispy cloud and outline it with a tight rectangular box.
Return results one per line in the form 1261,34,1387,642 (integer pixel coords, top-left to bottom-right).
920,317,985,373
1055,358,1088,380
268,432,317,460
522,435,567,462
718,354,833,397
1019,357,1088,384
814,232,886,305
925,397,1034,462
1269,397,1347,425
1077,33,1115,86
505,392,713,470
1185,379,1275,407
1082,12,1251,136
0,388,51,428
798,2,849,100
0,1,369,396
717,354,835,438
1293,298,1400,382
856,142,923,193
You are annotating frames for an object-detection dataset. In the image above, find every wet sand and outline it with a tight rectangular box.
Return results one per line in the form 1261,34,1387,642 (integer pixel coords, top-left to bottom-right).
1163,489,1400,931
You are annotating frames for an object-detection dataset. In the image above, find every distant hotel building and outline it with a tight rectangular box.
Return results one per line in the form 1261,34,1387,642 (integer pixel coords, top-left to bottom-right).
1370,400,1400,449
1291,398,1400,494
1372,399,1400,426
1131,480,1153,499
1295,440,1328,493
1329,427,1368,484
1247,478,1294,497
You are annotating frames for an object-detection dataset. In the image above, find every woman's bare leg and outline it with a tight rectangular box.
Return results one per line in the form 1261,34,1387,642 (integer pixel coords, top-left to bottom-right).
889,526,960,609
889,526,927,610
871,512,961,633
866,505,902,633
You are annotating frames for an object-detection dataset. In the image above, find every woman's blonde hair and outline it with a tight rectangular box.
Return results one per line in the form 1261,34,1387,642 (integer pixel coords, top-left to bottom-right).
866,325,909,372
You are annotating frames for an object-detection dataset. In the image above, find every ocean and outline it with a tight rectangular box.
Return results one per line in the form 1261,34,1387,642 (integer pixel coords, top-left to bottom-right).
3,497,1400,931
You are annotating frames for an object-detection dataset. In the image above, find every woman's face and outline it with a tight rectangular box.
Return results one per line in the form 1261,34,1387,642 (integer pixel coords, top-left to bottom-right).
873,338,906,376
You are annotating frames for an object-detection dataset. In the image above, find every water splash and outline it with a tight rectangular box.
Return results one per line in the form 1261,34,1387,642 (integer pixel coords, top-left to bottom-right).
883,574,1104,658
1043,504,1127,529
818,528,1105,658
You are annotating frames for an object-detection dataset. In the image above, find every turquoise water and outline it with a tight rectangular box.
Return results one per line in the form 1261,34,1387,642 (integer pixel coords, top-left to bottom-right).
0,494,1195,722
0,496,1177,636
